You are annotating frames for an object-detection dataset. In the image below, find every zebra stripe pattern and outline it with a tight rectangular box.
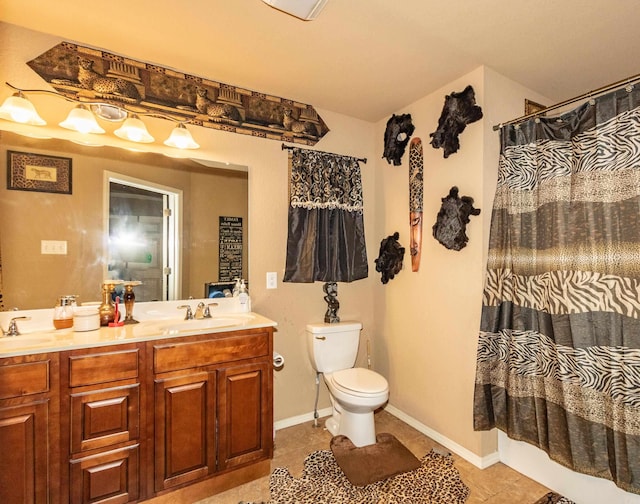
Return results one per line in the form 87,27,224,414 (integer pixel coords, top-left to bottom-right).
497,107,640,193
483,268,640,319
476,330,640,434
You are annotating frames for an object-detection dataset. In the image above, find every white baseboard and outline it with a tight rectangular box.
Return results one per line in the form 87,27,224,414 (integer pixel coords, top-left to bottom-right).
273,404,499,469
384,404,500,469
274,407,332,431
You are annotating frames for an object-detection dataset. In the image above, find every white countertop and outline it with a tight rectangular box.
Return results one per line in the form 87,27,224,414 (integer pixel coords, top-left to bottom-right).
0,298,277,357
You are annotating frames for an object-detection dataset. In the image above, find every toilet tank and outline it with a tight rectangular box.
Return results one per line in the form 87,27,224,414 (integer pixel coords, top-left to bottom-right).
306,321,362,373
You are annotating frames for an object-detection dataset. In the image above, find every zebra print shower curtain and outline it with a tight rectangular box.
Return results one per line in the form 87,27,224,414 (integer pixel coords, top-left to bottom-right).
473,84,640,494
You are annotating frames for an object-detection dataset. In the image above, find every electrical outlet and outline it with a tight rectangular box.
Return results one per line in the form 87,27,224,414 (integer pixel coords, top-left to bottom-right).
266,271,277,289
41,240,67,255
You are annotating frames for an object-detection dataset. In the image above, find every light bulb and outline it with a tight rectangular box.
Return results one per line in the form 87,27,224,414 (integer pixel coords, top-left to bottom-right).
0,92,46,125
114,114,154,143
59,105,105,134
164,123,200,149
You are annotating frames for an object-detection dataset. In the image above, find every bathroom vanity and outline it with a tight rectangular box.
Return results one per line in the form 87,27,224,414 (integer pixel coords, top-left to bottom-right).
0,299,276,503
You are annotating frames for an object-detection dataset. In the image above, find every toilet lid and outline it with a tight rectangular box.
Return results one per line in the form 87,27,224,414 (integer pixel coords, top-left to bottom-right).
331,368,388,394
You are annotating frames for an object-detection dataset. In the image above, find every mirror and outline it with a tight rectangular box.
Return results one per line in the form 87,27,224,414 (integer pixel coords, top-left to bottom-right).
0,130,248,310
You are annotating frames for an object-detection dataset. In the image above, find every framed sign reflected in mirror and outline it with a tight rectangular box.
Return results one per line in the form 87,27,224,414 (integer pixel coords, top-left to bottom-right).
7,150,72,194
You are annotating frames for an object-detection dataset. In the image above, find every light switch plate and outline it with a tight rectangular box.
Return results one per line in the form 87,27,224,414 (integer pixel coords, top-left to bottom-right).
266,271,277,289
41,240,67,255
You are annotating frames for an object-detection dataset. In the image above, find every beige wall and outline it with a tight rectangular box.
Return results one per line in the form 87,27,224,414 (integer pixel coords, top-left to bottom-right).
189,168,249,296
371,66,552,460
372,67,492,457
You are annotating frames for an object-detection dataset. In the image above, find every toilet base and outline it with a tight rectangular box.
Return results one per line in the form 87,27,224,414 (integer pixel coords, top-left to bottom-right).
325,407,377,447
325,415,340,437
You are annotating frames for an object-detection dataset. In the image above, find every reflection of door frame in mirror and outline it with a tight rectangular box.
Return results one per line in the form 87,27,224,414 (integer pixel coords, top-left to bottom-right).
103,171,183,301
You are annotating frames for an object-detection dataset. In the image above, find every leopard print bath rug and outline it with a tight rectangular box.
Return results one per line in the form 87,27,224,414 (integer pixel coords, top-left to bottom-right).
533,492,576,504
265,448,469,503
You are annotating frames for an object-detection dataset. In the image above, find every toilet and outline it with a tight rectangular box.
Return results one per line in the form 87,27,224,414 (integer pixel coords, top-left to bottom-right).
306,321,389,447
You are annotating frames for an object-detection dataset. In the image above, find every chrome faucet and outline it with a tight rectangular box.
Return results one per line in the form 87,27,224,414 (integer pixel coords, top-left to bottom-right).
195,302,206,319
203,302,218,318
1,316,31,337
177,305,194,320
195,302,218,319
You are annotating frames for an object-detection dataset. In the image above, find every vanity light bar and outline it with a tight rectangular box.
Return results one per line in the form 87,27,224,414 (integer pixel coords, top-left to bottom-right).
0,82,200,150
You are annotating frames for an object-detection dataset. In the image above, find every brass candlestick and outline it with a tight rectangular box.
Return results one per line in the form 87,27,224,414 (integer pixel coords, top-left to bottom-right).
123,281,142,324
99,281,122,326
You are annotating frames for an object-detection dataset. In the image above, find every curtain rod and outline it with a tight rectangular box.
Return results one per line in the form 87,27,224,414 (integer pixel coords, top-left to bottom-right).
281,143,367,164
492,72,640,131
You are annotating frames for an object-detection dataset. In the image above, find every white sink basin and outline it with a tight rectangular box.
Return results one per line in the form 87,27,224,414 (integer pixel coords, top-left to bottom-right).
160,314,255,334
0,334,56,349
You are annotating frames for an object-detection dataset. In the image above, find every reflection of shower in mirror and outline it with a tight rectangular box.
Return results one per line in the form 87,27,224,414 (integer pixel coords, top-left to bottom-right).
108,177,179,302
0,131,249,310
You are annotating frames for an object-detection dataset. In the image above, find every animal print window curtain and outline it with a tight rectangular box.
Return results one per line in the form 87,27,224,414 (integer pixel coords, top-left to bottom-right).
474,84,640,494
283,147,368,283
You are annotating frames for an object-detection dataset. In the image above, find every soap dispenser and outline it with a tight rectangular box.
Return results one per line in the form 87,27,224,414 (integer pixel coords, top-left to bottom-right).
53,295,77,329
232,278,241,297
238,279,250,311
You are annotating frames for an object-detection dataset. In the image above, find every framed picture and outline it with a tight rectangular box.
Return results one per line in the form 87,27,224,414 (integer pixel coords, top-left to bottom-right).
7,150,72,194
525,99,547,116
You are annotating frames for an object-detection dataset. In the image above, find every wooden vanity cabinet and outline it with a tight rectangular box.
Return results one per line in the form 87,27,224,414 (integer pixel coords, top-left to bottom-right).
1,324,274,503
0,353,60,504
60,344,143,504
151,327,273,496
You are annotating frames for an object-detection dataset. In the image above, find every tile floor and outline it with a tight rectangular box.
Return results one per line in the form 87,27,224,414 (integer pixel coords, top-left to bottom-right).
196,409,551,504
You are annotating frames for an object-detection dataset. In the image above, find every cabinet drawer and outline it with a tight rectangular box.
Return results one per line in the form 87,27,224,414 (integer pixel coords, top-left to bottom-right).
154,331,270,374
69,349,139,387
0,360,49,400
70,383,140,453
70,444,139,504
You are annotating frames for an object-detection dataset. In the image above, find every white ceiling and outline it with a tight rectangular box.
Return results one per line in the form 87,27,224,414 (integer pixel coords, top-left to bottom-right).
1,0,639,122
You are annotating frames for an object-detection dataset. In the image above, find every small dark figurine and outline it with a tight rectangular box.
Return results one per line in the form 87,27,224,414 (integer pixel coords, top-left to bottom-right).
374,232,405,284
323,282,340,323
383,114,415,166
429,85,483,158
432,187,481,251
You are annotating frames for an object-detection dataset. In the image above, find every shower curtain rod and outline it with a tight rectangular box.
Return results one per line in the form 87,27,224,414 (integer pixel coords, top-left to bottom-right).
281,143,367,164
492,72,640,131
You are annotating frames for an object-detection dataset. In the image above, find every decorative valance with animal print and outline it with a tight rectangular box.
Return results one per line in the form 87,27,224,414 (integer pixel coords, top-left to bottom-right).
26,42,329,145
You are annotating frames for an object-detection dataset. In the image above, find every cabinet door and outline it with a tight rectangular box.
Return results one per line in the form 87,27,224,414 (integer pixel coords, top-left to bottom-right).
154,371,216,492
217,361,272,470
0,400,49,504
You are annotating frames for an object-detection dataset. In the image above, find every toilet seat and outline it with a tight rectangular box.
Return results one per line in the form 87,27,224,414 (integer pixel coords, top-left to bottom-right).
329,368,388,397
